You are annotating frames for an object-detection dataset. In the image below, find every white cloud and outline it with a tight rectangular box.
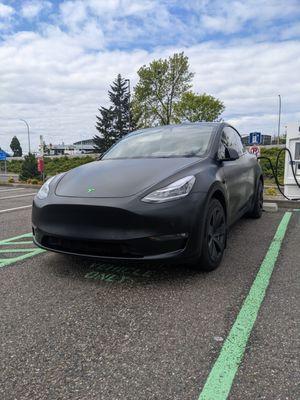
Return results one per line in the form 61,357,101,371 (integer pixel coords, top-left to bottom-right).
281,23,300,40
188,40,300,131
0,28,299,153
185,0,300,35
87,0,155,17
59,0,87,30
0,2,14,18
0,0,299,152
21,1,51,19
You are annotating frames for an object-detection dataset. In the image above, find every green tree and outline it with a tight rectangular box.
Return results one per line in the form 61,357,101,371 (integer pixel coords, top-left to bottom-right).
10,136,22,157
19,153,39,181
173,92,225,123
132,52,194,127
94,74,132,153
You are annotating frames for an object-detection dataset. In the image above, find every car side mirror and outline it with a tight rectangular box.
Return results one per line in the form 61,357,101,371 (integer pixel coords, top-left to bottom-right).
220,147,239,161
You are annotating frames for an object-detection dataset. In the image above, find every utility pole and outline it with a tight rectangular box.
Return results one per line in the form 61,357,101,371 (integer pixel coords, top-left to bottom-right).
277,94,281,145
125,79,131,131
19,119,31,154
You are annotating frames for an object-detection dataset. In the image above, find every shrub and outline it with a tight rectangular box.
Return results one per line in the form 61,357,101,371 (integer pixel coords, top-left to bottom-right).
259,147,285,184
265,187,277,196
10,155,95,178
8,177,15,183
31,178,39,185
7,159,23,173
43,156,94,176
19,154,40,181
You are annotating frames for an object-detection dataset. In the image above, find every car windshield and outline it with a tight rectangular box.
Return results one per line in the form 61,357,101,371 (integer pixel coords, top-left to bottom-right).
102,124,215,159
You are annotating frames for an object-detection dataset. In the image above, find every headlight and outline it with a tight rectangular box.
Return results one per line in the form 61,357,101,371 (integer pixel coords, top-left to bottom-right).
36,176,56,200
142,175,196,203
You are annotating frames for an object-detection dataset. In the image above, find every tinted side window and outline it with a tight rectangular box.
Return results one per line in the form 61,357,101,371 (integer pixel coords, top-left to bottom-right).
218,127,244,158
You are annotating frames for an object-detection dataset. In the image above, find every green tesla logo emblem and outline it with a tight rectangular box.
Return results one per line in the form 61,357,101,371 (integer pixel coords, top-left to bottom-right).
87,187,95,193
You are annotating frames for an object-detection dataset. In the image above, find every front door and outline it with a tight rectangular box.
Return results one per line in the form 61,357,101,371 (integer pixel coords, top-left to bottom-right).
218,127,249,223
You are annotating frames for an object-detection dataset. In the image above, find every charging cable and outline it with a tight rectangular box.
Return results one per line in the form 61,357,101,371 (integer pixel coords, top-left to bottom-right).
257,147,300,201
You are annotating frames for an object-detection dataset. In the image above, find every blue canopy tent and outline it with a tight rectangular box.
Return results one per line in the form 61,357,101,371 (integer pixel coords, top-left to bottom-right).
0,150,11,174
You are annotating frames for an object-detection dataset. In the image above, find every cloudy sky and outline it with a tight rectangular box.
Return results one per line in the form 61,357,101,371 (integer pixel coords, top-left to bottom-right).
0,0,299,153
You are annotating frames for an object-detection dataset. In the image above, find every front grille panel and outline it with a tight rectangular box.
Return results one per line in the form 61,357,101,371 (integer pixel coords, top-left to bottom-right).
40,233,187,259
35,204,171,241
42,236,142,258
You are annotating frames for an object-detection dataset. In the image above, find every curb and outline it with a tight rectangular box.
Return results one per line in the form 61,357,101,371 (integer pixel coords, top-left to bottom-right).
263,202,278,212
264,198,300,209
0,182,42,189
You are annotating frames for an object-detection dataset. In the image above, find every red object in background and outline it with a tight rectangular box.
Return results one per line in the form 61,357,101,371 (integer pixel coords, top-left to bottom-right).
37,157,44,172
249,145,260,157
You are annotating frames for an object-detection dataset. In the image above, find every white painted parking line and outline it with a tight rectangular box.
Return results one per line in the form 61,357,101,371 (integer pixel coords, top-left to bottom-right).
0,205,32,214
0,193,37,200
0,188,25,193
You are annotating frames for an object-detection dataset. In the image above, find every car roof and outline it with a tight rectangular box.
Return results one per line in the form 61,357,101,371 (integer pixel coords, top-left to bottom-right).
126,122,224,137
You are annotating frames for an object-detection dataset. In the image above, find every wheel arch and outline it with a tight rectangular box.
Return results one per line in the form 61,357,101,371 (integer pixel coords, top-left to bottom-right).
259,173,264,186
205,183,228,222
211,189,227,219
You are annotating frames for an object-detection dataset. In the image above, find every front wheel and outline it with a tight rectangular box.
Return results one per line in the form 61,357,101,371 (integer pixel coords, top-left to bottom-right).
193,198,227,272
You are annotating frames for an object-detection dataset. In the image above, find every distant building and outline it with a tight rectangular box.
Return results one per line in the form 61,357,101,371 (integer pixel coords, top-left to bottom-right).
242,134,272,146
73,139,94,146
49,138,96,155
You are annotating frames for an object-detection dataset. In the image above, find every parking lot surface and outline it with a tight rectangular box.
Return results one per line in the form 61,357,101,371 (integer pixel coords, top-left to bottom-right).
0,186,299,400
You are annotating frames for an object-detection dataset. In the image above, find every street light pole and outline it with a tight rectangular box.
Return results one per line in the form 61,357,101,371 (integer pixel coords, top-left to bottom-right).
277,94,281,145
19,119,31,154
125,79,131,131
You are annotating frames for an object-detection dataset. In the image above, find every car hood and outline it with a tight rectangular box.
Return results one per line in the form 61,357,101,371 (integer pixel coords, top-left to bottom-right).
55,158,199,198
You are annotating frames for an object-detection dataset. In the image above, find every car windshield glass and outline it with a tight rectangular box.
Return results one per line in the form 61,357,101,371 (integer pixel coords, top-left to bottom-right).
102,125,215,159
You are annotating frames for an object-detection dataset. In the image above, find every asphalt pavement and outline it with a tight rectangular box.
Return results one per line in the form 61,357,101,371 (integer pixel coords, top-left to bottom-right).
0,186,299,400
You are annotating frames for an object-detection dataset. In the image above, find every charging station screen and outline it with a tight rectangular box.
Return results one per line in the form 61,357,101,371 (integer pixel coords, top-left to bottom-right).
295,143,300,160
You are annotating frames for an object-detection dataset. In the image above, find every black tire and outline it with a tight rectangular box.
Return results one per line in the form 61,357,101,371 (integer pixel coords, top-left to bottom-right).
247,180,263,219
193,198,227,272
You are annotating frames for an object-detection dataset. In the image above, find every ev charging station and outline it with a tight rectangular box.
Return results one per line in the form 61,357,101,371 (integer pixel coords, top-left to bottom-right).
284,123,300,199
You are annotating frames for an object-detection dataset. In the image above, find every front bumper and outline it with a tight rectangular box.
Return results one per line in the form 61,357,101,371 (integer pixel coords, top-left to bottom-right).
32,192,207,261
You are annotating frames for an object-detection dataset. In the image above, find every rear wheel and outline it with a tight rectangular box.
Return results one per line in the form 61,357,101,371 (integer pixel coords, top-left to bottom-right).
247,180,263,219
193,198,227,272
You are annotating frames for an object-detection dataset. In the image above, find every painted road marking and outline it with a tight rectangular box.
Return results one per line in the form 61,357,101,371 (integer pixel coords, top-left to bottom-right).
0,233,45,268
0,193,37,200
0,188,25,193
0,205,32,214
198,211,292,400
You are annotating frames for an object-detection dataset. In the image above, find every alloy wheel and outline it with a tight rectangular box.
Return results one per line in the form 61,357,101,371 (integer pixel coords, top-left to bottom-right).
207,207,226,262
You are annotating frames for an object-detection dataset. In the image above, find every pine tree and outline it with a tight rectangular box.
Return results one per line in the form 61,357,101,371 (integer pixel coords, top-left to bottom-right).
10,136,22,157
108,74,131,136
94,74,133,154
93,107,115,153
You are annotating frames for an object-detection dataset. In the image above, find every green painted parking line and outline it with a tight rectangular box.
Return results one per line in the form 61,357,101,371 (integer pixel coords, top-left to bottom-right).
0,233,46,268
0,241,34,245
0,249,40,253
198,211,292,400
0,232,32,245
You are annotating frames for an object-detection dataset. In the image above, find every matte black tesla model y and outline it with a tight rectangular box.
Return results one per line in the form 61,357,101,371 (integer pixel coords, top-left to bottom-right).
32,123,263,271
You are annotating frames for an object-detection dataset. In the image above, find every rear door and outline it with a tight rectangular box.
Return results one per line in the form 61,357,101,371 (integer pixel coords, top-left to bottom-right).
218,126,251,223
